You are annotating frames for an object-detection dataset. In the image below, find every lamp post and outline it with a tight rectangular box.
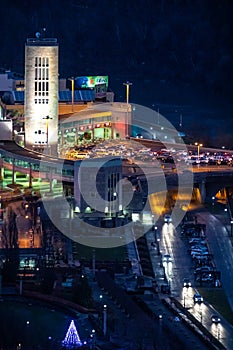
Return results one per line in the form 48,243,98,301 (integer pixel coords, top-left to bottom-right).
199,305,203,324
157,237,160,255
195,142,203,164
123,81,132,137
69,77,75,112
43,116,53,153
103,304,107,337
230,220,233,237
90,329,96,349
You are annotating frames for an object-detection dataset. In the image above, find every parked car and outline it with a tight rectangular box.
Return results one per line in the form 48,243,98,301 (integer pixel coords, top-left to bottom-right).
189,238,205,244
195,266,213,273
193,293,203,303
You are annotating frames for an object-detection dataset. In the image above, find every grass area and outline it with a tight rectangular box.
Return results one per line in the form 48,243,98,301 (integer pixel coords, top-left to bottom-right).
198,287,233,325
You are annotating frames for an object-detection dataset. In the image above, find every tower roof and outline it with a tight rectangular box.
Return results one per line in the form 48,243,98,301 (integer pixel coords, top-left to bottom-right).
26,38,58,46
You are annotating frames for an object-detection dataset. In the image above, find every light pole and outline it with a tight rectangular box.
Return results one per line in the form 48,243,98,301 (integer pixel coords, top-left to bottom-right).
123,81,132,137
69,77,75,112
195,142,203,164
199,304,203,324
43,116,53,153
157,237,160,255
103,304,107,337
230,220,233,237
90,329,96,349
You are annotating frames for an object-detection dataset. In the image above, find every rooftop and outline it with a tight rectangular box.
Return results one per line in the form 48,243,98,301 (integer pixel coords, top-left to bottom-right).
26,38,58,46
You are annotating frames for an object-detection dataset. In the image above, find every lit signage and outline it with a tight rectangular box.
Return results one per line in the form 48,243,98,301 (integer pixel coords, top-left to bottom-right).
75,76,108,89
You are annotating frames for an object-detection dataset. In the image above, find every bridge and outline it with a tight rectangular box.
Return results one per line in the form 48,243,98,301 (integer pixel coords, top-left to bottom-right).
0,141,74,188
0,140,233,206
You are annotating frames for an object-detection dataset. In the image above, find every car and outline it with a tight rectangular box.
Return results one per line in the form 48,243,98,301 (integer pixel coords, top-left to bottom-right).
195,266,213,273
189,240,207,246
196,273,213,282
189,238,204,244
193,293,203,303
191,251,209,257
190,246,208,252
211,315,221,323
162,254,172,263
164,214,172,223
183,278,191,287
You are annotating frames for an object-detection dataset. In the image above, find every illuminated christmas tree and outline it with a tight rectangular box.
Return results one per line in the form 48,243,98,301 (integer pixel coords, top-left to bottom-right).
62,320,83,348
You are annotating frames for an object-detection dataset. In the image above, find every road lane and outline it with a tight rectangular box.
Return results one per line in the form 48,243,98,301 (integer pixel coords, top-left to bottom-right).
157,209,233,349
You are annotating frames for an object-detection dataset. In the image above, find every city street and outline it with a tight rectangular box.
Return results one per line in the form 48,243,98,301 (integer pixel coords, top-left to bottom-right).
155,210,233,349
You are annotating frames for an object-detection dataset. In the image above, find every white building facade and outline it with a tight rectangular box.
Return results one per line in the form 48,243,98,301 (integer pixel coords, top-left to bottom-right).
24,37,58,156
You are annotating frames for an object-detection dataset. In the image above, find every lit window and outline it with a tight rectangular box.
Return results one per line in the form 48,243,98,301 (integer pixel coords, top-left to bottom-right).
34,56,49,97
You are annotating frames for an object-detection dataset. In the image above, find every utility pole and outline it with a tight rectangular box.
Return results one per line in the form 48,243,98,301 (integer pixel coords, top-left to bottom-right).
43,116,53,154
123,81,132,137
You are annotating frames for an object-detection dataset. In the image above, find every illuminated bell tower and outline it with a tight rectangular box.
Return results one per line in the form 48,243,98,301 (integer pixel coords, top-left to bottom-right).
24,33,58,156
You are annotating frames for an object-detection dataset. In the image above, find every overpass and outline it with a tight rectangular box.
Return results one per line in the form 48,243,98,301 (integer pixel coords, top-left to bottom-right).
0,141,233,206
0,141,74,188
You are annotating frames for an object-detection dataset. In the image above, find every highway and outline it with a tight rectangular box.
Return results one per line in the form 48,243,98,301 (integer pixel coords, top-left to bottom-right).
157,215,233,350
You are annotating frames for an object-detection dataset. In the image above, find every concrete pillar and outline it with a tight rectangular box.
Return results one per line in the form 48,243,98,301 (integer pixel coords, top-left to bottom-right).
0,167,4,183
200,180,206,203
12,158,16,184
29,163,32,188
49,168,53,193
19,278,23,295
92,249,96,278
0,157,4,183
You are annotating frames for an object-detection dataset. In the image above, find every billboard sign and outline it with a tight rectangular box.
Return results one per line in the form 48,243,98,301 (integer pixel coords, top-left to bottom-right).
75,76,108,89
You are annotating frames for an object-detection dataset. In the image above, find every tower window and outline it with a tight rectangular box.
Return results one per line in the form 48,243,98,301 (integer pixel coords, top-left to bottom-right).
34,56,49,97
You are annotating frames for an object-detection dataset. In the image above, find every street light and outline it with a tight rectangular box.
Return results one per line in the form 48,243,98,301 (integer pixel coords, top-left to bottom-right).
157,237,160,255
103,304,107,337
90,329,96,349
43,116,53,153
195,142,203,164
68,77,75,112
230,220,233,237
123,81,132,137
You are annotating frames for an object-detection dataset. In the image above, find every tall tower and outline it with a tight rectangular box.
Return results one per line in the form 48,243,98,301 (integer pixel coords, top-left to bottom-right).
24,33,58,156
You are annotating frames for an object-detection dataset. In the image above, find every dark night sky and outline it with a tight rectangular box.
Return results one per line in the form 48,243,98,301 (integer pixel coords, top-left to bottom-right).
0,0,232,147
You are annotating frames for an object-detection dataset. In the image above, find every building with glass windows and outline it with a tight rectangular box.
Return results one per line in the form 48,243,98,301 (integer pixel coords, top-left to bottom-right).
59,102,131,150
